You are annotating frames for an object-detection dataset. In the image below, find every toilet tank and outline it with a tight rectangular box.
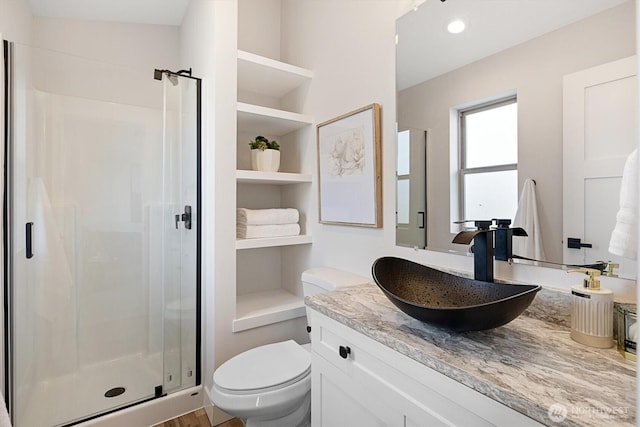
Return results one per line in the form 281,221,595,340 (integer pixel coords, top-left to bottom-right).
302,268,370,339
301,267,370,297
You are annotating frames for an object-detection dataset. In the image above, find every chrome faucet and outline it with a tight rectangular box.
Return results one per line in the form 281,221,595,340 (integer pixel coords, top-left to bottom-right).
452,219,527,282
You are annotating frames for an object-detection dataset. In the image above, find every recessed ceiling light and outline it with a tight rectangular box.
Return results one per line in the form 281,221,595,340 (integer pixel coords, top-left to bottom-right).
447,19,466,34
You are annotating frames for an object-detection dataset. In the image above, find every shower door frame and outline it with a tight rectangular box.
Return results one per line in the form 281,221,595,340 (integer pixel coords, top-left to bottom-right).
1,39,203,425
3,39,12,421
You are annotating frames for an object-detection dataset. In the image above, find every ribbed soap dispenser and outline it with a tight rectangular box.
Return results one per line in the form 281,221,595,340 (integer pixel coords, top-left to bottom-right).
568,268,614,348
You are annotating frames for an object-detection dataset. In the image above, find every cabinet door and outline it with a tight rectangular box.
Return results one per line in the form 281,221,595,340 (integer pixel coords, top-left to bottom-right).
309,310,544,427
312,352,403,427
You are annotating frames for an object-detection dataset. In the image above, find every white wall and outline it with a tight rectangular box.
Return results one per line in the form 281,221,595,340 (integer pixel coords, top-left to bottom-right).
238,0,281,60
280,0,414,274
0,0,32,44
32,17,179,71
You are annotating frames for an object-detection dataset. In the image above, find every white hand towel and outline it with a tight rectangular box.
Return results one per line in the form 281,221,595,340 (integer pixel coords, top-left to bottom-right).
236,208,299,225
609,149,638,260
513,178,546,261
237,223,301,239
0,392,10,427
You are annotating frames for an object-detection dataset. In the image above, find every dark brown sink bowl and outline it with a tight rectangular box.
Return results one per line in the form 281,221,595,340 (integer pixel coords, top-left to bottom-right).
372,257,541,332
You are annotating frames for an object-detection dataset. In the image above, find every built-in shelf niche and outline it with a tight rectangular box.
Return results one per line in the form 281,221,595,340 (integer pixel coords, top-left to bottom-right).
234,49,314,332
233,289,306,332
236,170,312,184
237,50,312,98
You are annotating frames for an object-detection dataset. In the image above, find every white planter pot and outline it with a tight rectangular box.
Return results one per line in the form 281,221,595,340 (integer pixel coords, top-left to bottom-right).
251,149,280,172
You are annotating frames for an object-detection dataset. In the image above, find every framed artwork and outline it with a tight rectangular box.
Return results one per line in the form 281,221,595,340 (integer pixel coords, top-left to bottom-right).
317,103,382,227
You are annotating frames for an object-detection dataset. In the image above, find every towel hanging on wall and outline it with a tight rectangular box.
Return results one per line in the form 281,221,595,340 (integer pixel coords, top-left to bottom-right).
609,149,638,260
513,178,546,261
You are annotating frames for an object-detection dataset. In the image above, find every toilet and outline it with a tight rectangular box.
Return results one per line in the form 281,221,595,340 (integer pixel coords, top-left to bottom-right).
210,267,370,427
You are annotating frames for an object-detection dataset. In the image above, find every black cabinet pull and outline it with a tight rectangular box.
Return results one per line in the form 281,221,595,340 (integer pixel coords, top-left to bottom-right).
339,345,351,359
26,222,33,259
568,237,593,249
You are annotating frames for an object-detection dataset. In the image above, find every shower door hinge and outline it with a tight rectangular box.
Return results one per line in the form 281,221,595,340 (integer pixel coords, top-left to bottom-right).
154,385,165,398
174,205,192,230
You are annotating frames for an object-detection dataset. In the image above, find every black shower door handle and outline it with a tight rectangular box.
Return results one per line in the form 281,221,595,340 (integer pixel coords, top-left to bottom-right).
175,206,192,230
26,222,33,259
182,205,192,230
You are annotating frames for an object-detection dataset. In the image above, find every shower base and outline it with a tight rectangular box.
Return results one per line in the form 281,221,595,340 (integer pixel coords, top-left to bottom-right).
16,352,162,427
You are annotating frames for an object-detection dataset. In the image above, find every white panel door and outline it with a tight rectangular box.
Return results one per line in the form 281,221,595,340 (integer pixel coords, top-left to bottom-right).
563,56,637,279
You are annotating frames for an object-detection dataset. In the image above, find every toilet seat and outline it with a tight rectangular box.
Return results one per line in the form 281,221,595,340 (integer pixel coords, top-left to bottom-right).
213,340,310,395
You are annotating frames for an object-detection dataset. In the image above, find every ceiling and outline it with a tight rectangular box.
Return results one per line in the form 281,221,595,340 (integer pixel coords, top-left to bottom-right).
25,0,630,71
396,0,629,90
27,0,190,26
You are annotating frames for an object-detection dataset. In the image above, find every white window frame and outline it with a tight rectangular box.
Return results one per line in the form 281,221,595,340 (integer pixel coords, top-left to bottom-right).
458,96,518,222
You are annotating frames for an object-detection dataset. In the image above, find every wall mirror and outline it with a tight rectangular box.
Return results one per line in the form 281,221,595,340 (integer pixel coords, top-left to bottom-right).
395,0,637,279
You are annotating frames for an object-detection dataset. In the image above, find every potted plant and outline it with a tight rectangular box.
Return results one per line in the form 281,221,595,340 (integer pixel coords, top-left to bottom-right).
249,135,281,172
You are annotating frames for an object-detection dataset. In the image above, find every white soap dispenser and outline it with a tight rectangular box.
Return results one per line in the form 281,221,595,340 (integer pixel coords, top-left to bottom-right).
568,268,614,348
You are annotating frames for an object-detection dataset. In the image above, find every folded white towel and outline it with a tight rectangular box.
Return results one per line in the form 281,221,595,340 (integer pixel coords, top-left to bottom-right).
513,178,546,261
237,208,299,225
609,149,637,260
237,223,301,239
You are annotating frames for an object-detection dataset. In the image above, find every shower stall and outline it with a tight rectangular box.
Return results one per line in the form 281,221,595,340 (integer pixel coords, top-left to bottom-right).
2,41,201,426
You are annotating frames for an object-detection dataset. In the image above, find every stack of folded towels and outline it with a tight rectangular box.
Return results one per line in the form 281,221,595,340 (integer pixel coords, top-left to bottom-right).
237,208,300,239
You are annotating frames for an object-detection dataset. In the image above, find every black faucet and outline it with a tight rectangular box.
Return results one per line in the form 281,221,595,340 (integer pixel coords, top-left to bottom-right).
493,219,527,261
452,219,527,282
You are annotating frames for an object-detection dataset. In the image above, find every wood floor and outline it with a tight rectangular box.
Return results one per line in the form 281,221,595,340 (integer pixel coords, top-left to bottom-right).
152,408,243,427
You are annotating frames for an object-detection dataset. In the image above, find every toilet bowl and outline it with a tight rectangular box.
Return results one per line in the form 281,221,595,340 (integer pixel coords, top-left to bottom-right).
210,268,370,427
211,340,311,427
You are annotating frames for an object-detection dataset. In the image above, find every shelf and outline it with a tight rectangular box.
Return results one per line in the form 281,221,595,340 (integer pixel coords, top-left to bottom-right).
232,49,313,336
233,289,306,332
237,102,313,136
236,170,312,184
236,235,313,250
237,50,312,98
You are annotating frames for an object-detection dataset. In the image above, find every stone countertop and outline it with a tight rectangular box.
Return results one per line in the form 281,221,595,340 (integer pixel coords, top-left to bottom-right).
305,283,636,427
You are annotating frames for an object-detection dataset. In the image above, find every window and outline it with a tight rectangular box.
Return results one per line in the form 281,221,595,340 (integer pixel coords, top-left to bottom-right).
396,129,411,225
459,97,518,222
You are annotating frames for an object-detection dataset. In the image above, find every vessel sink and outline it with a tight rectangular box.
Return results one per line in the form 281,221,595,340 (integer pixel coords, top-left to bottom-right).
371,257,541,332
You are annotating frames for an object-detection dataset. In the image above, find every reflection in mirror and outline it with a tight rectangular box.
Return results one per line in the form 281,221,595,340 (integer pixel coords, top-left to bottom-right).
396,128,427,248
395,0,637,278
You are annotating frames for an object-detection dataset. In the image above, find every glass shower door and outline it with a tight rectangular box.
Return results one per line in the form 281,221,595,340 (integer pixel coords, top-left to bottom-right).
6,42,200,427
159,71,200,394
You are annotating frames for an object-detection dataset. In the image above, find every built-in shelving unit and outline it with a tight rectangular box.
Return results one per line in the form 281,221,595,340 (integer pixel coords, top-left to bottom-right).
232,289,307,333
236,170,312,184
234,50,314,332
236,235,313,250
237,50,313,98
237,102,313,135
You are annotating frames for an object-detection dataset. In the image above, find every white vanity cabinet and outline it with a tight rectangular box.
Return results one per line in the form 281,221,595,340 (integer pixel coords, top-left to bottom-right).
308,309,543,427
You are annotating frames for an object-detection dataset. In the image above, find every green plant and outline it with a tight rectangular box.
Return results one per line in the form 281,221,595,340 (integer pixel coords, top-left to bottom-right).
249,135,280,151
